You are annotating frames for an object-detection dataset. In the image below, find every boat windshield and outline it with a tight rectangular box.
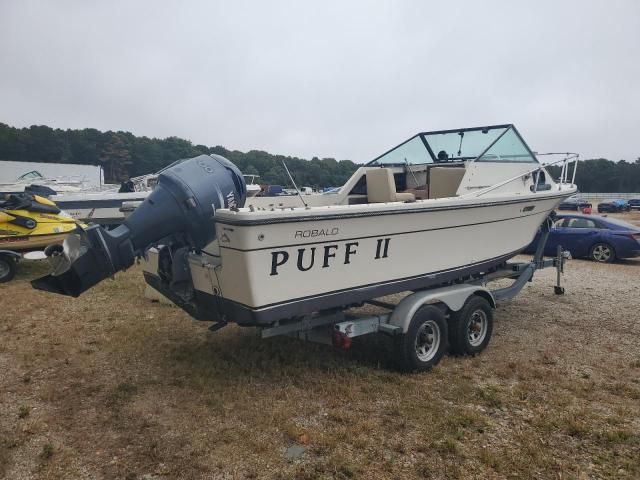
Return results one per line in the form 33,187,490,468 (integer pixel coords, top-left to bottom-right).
18,171,45,181
367,124,538,166
243,174,260,184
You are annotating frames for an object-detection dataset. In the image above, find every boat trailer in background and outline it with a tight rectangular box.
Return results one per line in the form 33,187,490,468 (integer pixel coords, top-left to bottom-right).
0,249,48,283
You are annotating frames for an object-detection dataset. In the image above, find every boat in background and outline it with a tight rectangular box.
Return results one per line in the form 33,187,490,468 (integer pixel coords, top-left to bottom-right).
49,168,161,225
0,160,107,194
0,167,140,226
244,175,262,197
51,190,150,226
0,170,89,195
52,159,208,225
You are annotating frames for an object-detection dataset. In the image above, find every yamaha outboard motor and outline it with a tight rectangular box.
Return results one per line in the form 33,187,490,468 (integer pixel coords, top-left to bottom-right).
32,154,246,297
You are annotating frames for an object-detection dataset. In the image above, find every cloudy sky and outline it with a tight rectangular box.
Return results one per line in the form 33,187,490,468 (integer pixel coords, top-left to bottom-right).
1,1,639,163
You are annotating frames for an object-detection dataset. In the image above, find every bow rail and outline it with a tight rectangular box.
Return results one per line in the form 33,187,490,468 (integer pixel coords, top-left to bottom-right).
461,153,579,199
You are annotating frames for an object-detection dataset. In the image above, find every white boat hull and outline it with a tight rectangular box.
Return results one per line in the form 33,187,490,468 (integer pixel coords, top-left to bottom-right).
144,190,569,325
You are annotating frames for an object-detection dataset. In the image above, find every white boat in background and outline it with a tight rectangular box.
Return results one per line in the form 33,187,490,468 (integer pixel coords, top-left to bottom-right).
55,159,251,225
0,170,88,195
0,160,106,192
34,124,578,330
50,166,169,224
51,190,150,225
244,174,261,197
0,167,145,225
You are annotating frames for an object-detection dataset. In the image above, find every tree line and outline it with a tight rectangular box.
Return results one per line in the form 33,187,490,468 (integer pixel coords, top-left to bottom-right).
0,123,357,188
552,158,640,193
0,123,639,192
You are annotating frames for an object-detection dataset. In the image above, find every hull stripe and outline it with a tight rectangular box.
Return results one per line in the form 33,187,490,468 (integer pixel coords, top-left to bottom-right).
218,192,569,226
219,207,553,253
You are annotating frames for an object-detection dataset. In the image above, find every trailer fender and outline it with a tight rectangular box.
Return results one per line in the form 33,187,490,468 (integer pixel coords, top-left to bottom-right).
389,284,496,333
0,250,21,260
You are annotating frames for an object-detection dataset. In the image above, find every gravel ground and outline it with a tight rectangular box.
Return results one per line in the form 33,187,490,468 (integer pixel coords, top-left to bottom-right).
1,215,639,479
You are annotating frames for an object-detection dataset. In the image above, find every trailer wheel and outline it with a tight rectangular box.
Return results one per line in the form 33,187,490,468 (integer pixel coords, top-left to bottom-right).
395,305,448,372
448,296,493,356
0,255,17,283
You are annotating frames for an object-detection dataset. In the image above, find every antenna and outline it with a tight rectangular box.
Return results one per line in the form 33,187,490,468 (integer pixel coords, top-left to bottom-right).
405,159,419,187
281,160,308,208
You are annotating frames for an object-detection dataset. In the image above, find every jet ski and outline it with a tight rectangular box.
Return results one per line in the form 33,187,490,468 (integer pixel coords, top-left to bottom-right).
0,193,80,252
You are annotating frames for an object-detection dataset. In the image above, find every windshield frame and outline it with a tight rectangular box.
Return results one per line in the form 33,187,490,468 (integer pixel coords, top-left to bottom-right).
367,124,539,166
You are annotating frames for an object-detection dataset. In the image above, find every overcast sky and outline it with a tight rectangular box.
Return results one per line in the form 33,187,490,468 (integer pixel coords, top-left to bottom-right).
1,1,639,163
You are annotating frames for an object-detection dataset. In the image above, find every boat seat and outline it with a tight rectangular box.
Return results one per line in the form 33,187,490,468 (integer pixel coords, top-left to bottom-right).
428,167,466,199
404,186,429,200
366,168,415,203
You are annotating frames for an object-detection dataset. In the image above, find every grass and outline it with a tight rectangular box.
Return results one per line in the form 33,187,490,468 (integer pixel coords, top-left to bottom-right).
1,256,639,478
38,444,54,462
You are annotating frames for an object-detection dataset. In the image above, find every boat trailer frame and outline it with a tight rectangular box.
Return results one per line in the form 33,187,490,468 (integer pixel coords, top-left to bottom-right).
256,215,568,370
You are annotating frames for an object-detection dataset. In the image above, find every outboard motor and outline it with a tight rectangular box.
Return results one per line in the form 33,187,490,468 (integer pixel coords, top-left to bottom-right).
32,154,246,297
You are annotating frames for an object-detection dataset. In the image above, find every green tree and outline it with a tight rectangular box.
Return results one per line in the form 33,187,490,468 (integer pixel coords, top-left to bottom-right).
99,132,132,182
5,122,638,192
243,164,259,175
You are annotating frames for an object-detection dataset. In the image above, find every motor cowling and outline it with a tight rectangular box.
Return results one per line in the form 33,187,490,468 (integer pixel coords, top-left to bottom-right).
32,154,246,297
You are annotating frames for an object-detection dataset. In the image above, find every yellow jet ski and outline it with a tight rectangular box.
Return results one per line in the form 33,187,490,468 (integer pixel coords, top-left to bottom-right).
0,193,80,252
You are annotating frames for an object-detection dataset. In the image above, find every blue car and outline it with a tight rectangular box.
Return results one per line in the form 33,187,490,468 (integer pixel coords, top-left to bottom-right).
597,199,630,213
526,214,640,262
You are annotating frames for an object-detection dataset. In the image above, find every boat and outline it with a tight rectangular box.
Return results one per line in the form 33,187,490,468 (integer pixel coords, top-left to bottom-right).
45,169,160,225
244,175,262,197
32,124,578,328
0,170,88,195
0,193,80,252
0,167,149,225
50,190,151,226
49,160,205,225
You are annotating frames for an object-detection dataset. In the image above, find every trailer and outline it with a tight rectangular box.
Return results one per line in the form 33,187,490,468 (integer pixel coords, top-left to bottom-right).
0,250,20,282
0,249,47,283
254,217,567,372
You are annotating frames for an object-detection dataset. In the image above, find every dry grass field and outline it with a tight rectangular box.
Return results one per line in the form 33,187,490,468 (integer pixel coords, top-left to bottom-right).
1,212,639,479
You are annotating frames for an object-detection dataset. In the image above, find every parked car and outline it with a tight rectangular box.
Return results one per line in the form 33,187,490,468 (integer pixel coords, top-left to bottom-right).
525,214,640,262
263,185,284,196
629,198,640,211
558,197,593,212
597,199,630,213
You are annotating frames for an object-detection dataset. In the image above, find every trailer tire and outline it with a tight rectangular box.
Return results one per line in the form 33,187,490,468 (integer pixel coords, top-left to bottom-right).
448,295,493,356
0,255,17,283
395,305,447,372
